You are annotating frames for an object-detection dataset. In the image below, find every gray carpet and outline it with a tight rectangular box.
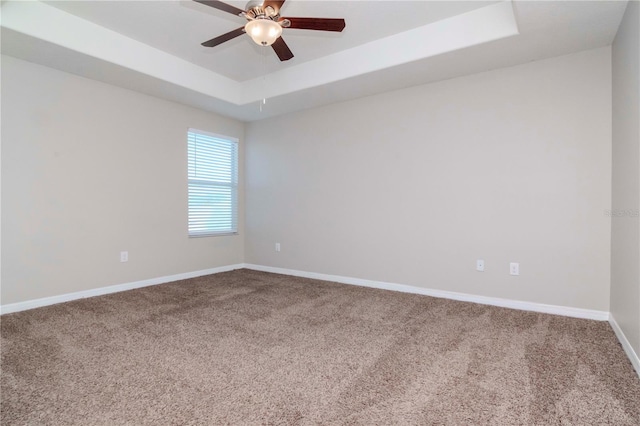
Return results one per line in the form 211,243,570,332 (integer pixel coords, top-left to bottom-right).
2,269,639,425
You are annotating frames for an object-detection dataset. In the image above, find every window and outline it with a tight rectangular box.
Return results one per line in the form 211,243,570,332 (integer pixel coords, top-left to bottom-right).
188,129,238,237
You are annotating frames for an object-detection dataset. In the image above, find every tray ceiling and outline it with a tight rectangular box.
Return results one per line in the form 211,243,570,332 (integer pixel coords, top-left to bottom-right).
1,1,628,121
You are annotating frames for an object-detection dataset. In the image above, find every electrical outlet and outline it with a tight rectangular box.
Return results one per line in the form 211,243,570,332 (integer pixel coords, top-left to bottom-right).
275,243,281,252
510,262,519,276
120,251,128,262
476,259,485,272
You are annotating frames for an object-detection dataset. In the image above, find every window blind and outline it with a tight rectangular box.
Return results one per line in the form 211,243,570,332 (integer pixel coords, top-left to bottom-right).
188,129,238,237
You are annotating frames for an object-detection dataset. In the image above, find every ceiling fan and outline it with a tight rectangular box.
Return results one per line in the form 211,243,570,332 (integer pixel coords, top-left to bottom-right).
194,0,346,61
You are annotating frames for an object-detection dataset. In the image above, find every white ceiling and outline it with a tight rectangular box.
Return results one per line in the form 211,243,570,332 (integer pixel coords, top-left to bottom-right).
1,1,629,121
44,0,499,82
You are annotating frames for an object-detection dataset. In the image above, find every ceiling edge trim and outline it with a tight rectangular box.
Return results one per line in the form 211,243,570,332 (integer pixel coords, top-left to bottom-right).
240,1,520,104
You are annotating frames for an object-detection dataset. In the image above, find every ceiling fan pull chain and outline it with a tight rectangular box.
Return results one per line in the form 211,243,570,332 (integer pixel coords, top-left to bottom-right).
260,46,267,112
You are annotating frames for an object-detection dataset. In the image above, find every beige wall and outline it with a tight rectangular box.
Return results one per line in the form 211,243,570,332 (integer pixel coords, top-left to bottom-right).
1,45,619,315
611,0,640,355
245,47,612,311
1,55,245,305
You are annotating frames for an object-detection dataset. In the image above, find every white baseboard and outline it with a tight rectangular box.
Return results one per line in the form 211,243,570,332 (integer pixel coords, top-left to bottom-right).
3,263,609,321
4,262,635,375
2,263,612,323
0,264,245,315
609,314,640,378
243,263,610,321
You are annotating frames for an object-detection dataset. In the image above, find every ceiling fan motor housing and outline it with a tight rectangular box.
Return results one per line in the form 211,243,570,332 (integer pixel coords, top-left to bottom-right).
245,1,279,20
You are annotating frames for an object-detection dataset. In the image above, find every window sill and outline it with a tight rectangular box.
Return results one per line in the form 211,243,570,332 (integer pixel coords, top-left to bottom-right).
188,232,239,238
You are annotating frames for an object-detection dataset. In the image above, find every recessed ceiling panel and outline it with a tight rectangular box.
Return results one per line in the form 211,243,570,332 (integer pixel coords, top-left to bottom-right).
45,0,497,81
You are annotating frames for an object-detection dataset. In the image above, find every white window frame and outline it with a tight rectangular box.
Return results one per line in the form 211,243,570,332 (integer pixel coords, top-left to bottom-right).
187,128,239,237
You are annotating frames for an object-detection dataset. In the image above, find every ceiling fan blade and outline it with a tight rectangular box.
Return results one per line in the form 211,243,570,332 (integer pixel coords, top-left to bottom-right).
281,17,345,32
263,1,286,14
271,37,294,61
193,0,245,16
201,27,245,47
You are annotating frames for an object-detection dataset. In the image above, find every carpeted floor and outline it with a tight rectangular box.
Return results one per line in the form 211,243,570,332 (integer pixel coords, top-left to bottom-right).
1,269,639,425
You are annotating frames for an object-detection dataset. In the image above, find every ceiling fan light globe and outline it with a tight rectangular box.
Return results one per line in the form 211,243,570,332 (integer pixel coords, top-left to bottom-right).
245,19,282,46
